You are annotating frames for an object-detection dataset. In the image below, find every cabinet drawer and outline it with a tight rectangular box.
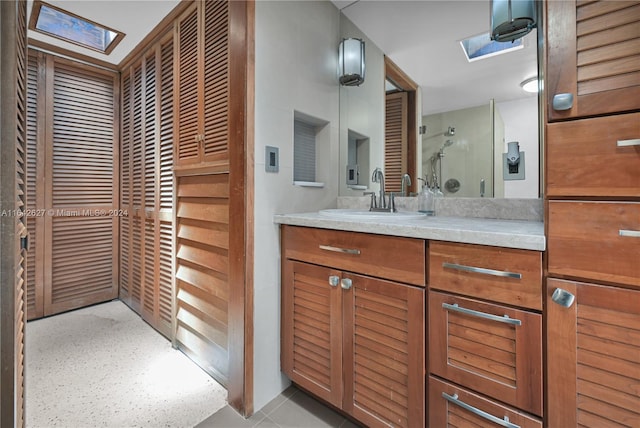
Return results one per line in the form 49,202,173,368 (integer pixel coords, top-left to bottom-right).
429,291,542,416
429,241,542,310
547,112,640,198
281,225,425,286
429,376,542,428
548,201,640,289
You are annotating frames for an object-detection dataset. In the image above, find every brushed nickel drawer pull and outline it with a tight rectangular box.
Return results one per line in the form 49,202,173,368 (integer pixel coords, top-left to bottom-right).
617,139,640,147
328,275,340,287
442,262,522,279
443,303,522,326
319,245,361,255
442,393,521,428
619,229,640,238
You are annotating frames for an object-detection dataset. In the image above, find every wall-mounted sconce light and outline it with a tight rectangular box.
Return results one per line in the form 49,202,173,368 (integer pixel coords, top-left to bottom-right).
520,76,538,93
338,38,365,86
490,0,537,42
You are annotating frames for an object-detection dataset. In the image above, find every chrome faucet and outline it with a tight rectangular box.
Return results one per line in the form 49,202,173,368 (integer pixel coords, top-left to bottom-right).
401,173,412,197
369,167,395,212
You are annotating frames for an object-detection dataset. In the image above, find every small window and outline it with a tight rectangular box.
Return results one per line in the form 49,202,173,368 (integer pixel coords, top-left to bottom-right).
460,32,522,62
29,1,125,55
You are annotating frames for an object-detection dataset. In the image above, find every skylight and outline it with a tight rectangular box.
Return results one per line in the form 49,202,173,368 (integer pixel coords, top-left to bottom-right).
29,1,125,55
460,32,522,62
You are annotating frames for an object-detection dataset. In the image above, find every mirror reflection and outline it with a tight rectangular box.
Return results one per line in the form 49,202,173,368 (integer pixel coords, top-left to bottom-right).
337,1,540,198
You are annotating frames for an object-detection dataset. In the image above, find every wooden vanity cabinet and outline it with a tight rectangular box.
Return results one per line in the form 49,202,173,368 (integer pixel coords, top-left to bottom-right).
428,241,543,421
281,225,425,427
545,1,640,425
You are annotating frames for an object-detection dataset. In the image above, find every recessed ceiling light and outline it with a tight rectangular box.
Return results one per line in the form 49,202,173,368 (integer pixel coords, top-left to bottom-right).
520,76,538,93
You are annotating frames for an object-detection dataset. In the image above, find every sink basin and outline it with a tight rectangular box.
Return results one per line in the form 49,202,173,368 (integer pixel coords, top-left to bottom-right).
318,209,427,220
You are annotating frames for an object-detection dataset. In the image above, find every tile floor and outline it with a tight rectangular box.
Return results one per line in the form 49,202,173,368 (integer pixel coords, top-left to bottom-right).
196,386,361,428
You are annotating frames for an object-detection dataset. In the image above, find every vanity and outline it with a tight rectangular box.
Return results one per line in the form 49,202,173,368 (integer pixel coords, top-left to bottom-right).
275,209,545,427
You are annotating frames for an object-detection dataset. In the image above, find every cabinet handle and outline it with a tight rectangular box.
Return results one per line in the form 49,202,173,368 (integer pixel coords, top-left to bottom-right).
552,93,573,111
617,139,640,147
340,278,352,290
442,393,520,428
442,262,522,279
619,229,640,238
328,275,340,287
319,245,361,255
551,288,575,308
442,303,522,326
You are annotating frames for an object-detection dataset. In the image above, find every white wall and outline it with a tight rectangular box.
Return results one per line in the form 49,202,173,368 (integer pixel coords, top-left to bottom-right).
253,0,341,412
496,96,539,198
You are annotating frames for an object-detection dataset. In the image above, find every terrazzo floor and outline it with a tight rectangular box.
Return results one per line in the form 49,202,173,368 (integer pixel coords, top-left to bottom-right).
25,300,227,428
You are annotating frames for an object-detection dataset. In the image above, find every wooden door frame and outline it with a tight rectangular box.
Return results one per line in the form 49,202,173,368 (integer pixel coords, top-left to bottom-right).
384,56,418,194
1,0,26,425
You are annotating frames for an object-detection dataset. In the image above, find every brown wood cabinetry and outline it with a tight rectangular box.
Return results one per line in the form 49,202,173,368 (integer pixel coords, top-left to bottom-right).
174,1,231,170
546,1,640,121
428,241,543,423
545,1,640,425
429,377,542,428
547,279,640,427
281,225,425,427
119,31,174,338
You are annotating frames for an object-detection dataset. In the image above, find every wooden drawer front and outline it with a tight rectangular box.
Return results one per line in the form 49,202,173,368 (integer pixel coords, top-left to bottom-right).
429,377,542,428
547,112,640,198
429,241,542,310
429,291,543,416
282,225,425,286
548,201,640,288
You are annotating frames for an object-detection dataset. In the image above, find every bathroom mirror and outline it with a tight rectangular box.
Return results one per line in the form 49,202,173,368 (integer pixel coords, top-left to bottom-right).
337,1,540,198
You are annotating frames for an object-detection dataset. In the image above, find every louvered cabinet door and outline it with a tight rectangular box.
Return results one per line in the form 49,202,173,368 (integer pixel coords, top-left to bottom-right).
120,68,133,306
546,1,640,120
342,273,424,428
202,0,230,165
281,261,343,408
175,3,202,166
547,279,640,427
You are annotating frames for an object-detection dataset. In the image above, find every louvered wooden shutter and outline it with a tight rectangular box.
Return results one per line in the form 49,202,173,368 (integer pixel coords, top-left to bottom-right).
158,34,175,336
119,32,174,339
26,51,44,320
176,4,201,165
120,69,132,304
385,92,408,193
175,173,230,385
46,60,118,315
202,0,229,163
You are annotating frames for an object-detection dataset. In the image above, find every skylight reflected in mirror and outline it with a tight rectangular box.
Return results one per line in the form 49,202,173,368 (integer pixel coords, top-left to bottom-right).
460,32,523,62
30,1,125,55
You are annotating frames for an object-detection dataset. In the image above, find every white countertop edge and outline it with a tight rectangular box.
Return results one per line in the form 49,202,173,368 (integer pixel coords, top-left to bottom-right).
274,213,546,251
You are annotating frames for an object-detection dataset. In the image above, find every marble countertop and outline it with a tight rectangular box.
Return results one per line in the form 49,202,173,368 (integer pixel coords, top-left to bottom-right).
274,212,545,251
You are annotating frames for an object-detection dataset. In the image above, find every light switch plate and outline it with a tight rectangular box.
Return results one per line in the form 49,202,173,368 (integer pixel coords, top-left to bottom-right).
265,146,279,172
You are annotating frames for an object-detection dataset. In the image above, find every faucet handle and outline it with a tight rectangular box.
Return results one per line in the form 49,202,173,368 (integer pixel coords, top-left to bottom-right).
364,192,377,209
389,192,396,212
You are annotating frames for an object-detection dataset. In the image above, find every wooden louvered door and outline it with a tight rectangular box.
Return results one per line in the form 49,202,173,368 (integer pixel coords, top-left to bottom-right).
26,50,44,320
119,31,174,339
343,273,424,428
0,0,28,424
547,0,640,121
547,279,640,427
175,0,230,169
384,91,407,193
31,55,120,316
281,261,343,408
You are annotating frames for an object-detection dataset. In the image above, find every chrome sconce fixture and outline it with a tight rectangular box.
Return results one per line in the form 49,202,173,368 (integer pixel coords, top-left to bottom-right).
338,38,365,86
490,0,537,42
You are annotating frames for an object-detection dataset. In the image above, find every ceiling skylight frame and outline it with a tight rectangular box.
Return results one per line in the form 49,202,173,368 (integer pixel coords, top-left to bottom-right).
29,0,126,55
459,31,523,63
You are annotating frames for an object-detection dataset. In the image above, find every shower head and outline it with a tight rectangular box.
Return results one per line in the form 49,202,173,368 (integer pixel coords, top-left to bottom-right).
443,139,455,148
444,126,455,137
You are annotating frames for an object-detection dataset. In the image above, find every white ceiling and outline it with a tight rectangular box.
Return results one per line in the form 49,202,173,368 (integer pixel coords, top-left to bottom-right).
26,0,181,65
26,0,538,115
335,0,538,115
